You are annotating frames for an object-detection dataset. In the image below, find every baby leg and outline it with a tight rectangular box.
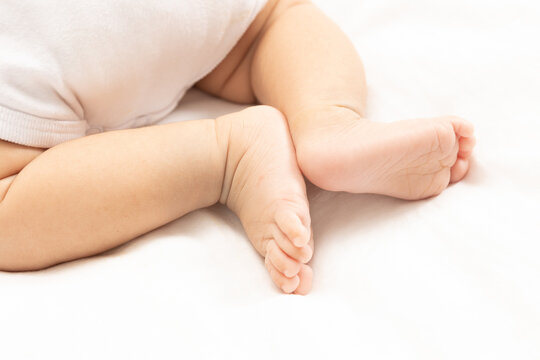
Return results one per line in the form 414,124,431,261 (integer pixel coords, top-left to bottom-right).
200,0,476,199
0,106,313,294
249,2,476,199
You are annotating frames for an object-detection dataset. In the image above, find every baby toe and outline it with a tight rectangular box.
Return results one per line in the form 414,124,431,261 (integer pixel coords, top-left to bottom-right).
450,158,470,183
275,208,310,247
293,264,313,295
449,116,475,138
458,135,476,159
266,240,302,278
265,255,300,294
272,226,313,264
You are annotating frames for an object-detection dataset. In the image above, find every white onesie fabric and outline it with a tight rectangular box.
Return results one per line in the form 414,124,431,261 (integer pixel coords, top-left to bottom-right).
0,0,267,148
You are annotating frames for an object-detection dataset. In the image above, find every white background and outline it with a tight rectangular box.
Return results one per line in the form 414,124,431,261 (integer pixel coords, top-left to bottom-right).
1,0,539,359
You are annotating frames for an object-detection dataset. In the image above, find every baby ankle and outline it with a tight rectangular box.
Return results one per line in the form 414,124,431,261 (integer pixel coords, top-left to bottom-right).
212,114,238,207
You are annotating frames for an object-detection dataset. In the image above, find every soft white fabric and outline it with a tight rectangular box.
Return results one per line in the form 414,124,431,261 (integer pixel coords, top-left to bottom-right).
1,0,539,359
0,0,266,147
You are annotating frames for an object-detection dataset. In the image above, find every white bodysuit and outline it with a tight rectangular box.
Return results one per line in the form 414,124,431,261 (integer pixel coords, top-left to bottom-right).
0,0,267,148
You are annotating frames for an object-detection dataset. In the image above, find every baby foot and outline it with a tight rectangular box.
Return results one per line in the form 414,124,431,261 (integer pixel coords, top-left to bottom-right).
294,106,476,199
216,106,314,294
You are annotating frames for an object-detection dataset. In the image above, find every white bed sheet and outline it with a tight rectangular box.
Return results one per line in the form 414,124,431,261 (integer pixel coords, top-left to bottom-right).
1,0,539,359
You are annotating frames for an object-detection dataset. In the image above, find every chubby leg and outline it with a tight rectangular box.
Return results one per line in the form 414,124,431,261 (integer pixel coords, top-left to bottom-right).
198,0,476,199
0,119,224,271
0,106,313,294
250,1,476,199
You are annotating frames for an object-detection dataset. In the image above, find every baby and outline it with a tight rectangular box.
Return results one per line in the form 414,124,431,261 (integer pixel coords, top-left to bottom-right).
0,0,475,294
